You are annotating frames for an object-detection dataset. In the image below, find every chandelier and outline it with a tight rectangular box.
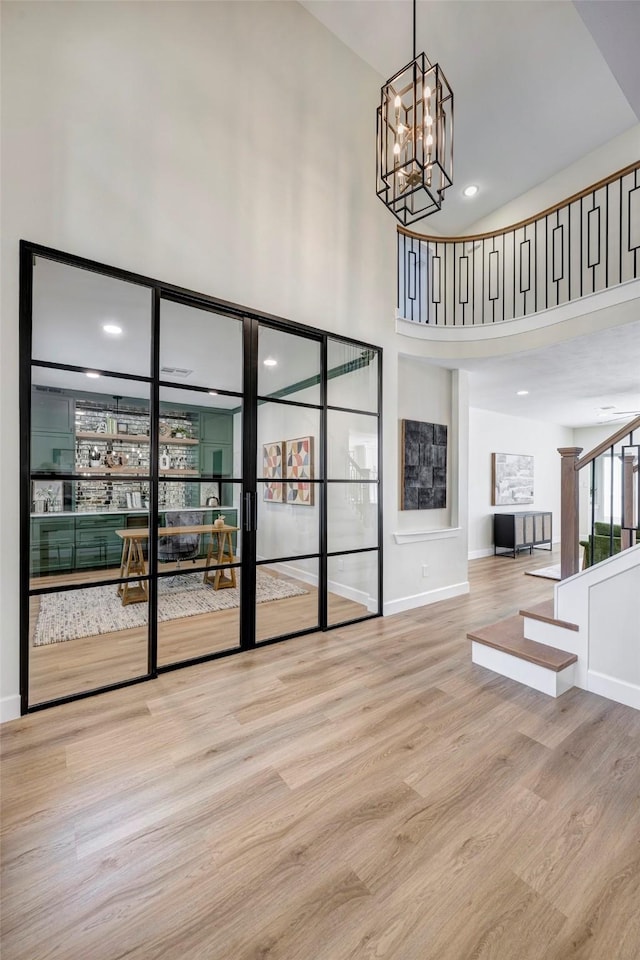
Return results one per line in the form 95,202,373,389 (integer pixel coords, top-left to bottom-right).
376,0,454,225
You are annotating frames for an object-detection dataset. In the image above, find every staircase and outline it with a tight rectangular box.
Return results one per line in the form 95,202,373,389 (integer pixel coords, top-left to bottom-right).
467,412,640,706
468,599,579,698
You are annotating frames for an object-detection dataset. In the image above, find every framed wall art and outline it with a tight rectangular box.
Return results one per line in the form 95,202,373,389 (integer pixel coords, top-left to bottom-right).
262,440,285,502
492,452,534,505
401,419,447,510
285,436,314,506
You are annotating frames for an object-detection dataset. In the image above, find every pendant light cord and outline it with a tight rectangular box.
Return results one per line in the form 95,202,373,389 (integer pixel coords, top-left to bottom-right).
413,0,416,60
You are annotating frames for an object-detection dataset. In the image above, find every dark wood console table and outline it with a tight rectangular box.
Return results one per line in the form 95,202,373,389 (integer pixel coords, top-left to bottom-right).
494,511,552,558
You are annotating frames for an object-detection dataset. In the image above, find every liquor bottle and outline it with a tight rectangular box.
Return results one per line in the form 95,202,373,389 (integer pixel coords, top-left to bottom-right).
159,446,171,471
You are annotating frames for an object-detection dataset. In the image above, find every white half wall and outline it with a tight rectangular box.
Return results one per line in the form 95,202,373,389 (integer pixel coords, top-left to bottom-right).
468,408,573,558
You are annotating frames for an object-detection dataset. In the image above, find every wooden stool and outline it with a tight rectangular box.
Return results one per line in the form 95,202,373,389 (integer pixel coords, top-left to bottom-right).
203,528,237,590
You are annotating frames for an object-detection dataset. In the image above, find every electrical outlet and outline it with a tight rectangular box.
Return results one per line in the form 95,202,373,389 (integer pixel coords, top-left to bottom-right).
422,564,429,578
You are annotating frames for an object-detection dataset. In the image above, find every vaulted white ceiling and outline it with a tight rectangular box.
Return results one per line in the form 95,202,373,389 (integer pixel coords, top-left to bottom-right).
299,1,640,425
300,0,639,233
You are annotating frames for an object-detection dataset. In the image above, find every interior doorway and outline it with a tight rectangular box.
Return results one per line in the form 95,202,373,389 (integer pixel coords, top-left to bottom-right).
20,242,383,711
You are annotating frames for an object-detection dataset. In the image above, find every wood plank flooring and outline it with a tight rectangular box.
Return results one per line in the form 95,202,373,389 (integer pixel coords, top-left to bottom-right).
3,548,640,960
28,569,366,704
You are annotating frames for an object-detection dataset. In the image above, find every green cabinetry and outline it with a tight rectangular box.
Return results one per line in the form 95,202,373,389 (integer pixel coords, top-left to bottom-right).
30,508,239,577
31,390,75,473
199,410,233,479
75,514,123,570
30,516,75,575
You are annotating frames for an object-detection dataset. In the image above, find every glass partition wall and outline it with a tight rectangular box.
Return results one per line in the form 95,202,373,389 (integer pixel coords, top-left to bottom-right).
20,243,382,711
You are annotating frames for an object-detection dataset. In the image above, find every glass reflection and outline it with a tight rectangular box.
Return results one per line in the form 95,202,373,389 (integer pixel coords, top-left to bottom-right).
327,339,379,413
256,560,318,642
29,582,148,705
328,552,379,624
32,257,151,377
157,570,240,666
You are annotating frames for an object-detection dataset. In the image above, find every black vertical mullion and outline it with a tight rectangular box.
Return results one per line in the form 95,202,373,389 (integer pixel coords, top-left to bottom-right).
19,243,34,714
242,318,258,649
605,182,609,289
148,288,161,677
377,349,383,617
319,338,328,631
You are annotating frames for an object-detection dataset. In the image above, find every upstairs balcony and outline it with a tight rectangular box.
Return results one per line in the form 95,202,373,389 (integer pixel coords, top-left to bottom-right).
397,161,640,331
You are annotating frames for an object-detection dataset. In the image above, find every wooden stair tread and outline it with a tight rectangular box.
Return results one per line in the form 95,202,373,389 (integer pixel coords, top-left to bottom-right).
519,599,579,632
468,616,577,671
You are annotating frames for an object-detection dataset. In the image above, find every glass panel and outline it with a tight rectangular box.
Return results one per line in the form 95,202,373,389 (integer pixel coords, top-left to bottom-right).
30,480,150,588
154,481,242,573
327,410,378,481
29,582,148,705
328,551,379,625
257,400,320,558
327,339,379,413
159,387,240,482
32,257,151,377
258,326,321,404
327,483,378,553
31,368,150,476
157,569,240,667
256,559,318,643
160,299,243,393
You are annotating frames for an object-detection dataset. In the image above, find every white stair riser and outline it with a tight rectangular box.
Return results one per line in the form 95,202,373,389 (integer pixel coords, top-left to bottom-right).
471,641,576,698
522,618,579,651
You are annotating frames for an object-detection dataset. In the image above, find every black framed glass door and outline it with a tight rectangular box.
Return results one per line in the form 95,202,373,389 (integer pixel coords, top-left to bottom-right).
20,242,382,713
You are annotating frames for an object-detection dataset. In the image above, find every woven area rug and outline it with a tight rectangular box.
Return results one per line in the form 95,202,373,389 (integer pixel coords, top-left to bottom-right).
524,564,561,581
34,571,307,646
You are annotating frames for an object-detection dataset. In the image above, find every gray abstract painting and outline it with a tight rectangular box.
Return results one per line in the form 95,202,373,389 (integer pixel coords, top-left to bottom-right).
401,419,447,510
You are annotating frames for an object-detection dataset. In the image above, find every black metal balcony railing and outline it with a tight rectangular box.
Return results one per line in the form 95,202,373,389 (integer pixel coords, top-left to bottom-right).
398,161,640,326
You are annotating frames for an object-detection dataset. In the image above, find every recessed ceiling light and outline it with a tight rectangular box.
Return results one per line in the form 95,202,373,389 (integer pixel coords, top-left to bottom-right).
86,371,100,379
516,390,529,396
263,357,278,367
463,184,479,198
208,390,218,396
102,323,122,335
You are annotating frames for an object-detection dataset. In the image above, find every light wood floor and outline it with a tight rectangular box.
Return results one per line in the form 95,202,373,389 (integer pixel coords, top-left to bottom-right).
3,549,640,960
28,567,367,704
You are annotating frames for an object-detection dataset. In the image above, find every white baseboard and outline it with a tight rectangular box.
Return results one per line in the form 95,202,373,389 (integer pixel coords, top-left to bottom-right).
268,560,376,613
468,548,494,560
383,580,469,617
587,670,640,711
1,695,21,724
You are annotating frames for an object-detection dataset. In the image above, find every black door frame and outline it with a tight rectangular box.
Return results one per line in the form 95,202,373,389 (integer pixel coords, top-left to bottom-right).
19,241,383,714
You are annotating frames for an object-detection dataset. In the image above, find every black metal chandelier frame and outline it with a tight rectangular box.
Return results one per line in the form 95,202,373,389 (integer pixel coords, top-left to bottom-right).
376,0,454,225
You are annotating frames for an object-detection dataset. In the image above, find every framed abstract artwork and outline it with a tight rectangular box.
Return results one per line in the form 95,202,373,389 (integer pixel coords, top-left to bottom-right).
401,420,447,510
262,440,285,503
492,453,534,505
285,436,314,506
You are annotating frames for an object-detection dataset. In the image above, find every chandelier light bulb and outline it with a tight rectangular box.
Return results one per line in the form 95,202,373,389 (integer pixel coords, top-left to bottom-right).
393,142,401,155
398,122,404,135
426,134,433,146
425,115,433,127
424,85,431,99
394,95,402,109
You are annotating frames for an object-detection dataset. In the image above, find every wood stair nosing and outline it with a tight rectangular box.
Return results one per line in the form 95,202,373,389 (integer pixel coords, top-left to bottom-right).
518,599,579,632
467,615,578,673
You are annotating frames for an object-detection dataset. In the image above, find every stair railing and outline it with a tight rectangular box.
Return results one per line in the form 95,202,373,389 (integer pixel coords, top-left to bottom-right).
558,415,640,579
398,161,640,326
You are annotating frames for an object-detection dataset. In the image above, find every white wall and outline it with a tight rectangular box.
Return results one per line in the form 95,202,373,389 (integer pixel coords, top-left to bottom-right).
385,359,470,613
468,408,573,558
0,0,394,718
0,0,470,717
